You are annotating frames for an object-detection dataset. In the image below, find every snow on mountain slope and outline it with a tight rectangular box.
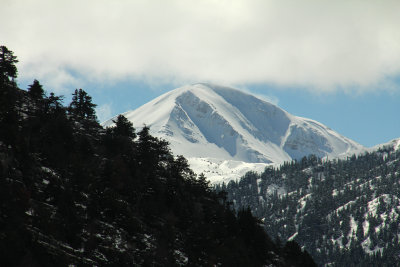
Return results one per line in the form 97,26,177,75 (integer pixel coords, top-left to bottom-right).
371,137,400,152
187,157,269,184
103,83,365,182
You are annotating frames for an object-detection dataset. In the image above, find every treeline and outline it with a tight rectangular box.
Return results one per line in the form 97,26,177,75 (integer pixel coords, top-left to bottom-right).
0,46,315,266
218,149,400,266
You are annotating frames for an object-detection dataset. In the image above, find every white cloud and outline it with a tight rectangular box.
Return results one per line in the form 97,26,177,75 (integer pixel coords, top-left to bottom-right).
96,103,113,123
234,84,280,105
2,0,400,93
254,93,279,106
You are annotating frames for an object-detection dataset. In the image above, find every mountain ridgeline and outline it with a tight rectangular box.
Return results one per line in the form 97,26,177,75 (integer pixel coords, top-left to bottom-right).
217,147,400,266
0,46,315,266
103,83,365,184
103,83,364,164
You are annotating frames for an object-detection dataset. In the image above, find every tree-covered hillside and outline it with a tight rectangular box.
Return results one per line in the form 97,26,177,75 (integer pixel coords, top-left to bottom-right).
218,149,400,266
0,46,315,266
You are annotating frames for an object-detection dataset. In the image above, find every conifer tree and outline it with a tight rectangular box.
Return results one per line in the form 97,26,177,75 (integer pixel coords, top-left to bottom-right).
0,46,20,145
46,92,64,112
27,79,44,99
0,45,18,84
112,115,136,138
68,88,97,120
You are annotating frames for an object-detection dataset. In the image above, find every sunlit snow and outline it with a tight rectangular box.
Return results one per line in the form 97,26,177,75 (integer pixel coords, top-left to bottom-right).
103,83,366,183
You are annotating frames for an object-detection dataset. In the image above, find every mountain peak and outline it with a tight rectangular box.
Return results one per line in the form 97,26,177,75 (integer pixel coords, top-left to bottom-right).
103,84,365,168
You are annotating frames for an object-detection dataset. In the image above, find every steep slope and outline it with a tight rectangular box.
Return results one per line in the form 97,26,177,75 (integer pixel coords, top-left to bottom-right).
103,83,365,181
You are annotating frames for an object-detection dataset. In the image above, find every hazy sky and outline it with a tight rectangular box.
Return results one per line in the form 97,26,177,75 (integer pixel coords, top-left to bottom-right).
2,0,400,147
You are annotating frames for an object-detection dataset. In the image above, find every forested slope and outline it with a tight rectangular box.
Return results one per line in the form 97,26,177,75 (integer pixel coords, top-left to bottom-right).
0,46,315,266
218,148,400,266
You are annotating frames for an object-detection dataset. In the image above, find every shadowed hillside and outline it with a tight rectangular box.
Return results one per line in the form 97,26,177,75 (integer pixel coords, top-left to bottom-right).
0,46,315,266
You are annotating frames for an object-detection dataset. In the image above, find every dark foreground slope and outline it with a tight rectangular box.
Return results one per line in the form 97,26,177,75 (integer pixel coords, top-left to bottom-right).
0,46,315,266
219,149,400,266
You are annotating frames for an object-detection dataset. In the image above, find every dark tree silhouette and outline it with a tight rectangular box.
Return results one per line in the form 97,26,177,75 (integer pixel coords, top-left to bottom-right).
68,88,97,120
0,46,20,145
0,45,18,84
27,79,44,99
111,114,136,138
0,45,317,266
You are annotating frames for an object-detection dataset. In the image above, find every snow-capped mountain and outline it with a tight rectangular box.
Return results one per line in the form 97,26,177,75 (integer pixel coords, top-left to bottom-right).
103,83,365,182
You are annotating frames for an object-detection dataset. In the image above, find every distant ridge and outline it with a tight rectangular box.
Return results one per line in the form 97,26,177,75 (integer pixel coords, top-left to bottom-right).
371,137,400,151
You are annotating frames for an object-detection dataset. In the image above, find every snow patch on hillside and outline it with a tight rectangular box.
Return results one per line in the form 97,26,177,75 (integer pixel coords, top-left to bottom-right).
188,157,269,184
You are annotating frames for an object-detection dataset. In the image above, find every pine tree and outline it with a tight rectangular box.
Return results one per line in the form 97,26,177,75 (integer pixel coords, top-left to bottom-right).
0,46,20,145
137,125,170,166
68,89,97,120
83,92,96,120
0,45,18,84
197,173,210,191
45,92,64,113
356,219,364,241
27,79,44,99
111,115,136,138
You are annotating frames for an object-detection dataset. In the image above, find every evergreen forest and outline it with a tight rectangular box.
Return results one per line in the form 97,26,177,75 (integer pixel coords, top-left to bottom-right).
0,46,315,266
218,149,400,266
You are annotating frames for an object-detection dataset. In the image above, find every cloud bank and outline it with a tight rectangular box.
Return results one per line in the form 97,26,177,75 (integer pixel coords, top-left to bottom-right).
2,0,400,92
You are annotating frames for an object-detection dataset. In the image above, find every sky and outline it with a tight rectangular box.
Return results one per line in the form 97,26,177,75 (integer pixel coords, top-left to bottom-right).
2,0,400,147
